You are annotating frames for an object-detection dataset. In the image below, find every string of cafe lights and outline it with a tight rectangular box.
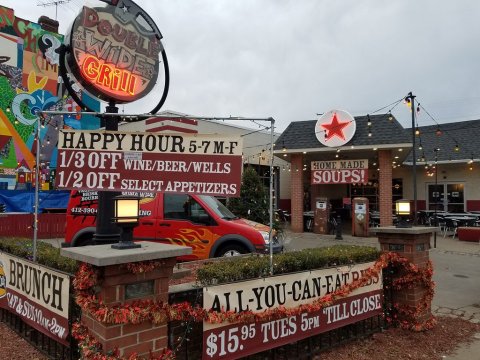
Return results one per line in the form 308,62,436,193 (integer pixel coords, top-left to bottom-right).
409,97,478,171
357,93,479,172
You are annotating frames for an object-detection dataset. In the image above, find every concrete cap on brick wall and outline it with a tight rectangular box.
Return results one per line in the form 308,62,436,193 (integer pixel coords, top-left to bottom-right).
61,242,191,266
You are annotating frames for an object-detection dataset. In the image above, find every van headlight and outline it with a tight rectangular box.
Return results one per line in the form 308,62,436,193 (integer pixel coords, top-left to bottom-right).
259,231,271,244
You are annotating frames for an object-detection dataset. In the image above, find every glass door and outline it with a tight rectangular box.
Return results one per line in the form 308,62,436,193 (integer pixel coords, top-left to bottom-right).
427,184,443,211
427,183,465,212
446,183,465,212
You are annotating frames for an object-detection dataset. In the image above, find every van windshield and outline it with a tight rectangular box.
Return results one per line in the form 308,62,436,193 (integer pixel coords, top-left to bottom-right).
198,195,238,220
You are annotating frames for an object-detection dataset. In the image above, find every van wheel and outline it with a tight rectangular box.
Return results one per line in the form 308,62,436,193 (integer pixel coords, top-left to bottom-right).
217,244,249,257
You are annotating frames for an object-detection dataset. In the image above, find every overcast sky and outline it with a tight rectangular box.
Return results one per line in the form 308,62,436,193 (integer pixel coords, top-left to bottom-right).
4,0,480,132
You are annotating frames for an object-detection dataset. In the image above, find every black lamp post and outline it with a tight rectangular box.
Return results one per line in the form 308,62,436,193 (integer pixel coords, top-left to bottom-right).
395,199,412,228
111,195,141,249
405,92,418,225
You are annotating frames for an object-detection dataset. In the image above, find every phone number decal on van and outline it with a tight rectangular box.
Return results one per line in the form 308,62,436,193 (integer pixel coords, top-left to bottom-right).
56,131,243,196
71,207,97,214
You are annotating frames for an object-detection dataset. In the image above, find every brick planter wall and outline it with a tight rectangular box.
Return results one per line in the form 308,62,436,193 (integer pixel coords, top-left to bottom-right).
375,227,435,326
81,258,176,358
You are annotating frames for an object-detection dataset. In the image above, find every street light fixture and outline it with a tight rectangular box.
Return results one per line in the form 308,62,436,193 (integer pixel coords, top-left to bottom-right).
111,195,141,249
395,199,412,228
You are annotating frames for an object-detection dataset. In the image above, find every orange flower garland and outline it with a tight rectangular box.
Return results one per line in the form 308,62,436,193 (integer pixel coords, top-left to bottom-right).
71,251,436,359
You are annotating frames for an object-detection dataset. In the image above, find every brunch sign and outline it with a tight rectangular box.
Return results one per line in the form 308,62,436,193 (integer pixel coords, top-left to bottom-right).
65,0,165,103
0,253,70,346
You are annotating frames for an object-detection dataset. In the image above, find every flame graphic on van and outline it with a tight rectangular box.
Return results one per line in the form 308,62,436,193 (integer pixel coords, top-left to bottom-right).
165,228,219,252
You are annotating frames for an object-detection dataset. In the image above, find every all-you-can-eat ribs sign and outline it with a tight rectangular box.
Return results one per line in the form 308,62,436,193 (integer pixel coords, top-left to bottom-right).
202,262,382,359
55,130,243,196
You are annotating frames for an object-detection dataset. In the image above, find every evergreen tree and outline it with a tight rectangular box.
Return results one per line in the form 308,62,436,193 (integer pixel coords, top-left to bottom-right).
229,167,269,224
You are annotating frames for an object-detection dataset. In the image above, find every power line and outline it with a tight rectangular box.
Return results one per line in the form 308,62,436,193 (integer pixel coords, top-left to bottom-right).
37,0,72,20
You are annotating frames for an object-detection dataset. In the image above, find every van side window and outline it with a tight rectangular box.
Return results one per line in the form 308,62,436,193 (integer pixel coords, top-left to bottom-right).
164,194,209,223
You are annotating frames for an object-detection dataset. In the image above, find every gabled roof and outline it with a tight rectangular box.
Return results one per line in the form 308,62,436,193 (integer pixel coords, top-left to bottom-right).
405,119,480,164
274,114,410,152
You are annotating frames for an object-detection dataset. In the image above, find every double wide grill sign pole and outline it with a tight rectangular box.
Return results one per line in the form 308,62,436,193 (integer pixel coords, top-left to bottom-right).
59,0,169,244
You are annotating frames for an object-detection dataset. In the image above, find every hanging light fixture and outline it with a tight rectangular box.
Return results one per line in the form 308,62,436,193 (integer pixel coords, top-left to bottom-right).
388,111,393,121
415,127,420,136
367,114,372,126
454,144,459,152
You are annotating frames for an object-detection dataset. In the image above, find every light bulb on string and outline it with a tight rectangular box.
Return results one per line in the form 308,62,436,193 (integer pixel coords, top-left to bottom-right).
388,111,393,121
454,144,459,152
367,115,371,126
415,127,420,136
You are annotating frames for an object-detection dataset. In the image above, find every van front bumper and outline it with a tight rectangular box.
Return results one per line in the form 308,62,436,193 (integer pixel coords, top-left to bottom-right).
255,243,284,254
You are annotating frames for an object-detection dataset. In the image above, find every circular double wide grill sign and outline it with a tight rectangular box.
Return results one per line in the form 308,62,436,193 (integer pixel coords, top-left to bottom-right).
65,0,165,103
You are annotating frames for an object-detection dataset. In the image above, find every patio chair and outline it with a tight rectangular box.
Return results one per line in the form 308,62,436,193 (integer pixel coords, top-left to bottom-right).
443,218,458,239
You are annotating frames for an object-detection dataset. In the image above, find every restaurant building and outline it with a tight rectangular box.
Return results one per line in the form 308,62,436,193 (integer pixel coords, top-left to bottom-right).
273,111,480,233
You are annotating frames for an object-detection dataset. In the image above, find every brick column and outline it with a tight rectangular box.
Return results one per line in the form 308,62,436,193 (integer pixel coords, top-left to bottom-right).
62,242,191,358
378,150,393,226
375,227,436,327
81,258,176,357
290,153,304,232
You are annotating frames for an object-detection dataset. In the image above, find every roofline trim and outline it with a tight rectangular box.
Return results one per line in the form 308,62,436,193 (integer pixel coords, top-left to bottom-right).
274,143,413,154
403,159,478,166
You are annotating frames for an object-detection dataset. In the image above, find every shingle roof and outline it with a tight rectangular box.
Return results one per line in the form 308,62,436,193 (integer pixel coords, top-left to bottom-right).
274,114,410,151
405,119,480,163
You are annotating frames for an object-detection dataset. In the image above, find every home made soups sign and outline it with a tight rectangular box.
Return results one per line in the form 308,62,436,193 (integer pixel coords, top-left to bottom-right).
203,262,383,359
311,159,368,184
56,130,243,196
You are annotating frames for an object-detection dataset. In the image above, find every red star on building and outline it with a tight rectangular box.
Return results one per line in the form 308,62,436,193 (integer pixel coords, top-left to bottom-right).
321,113,351,141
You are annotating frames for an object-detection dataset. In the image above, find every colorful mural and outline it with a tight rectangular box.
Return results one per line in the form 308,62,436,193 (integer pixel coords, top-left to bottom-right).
0,6,100,190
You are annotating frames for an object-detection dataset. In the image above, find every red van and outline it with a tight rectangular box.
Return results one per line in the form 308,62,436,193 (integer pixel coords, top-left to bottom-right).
63,190,283,260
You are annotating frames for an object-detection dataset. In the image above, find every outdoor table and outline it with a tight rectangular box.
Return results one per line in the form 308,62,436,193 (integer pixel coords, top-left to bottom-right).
443,216,478,227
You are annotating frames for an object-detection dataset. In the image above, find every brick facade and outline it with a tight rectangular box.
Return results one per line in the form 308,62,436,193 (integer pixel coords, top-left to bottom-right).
290,153,304,232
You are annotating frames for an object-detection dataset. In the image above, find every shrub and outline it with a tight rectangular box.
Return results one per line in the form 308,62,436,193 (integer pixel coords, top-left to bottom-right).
0,238,78,274
196,245,380,286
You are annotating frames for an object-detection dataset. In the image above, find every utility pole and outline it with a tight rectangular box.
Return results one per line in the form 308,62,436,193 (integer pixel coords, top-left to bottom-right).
434,148,438,248
406,92,417,225
37,0,71,20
